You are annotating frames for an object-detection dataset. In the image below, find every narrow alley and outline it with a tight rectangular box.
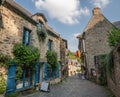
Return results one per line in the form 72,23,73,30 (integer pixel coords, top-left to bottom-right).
21,76,108,97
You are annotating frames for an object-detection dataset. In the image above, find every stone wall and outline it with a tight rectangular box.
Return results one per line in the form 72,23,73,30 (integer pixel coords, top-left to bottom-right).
83,8,113,73
39,34,60,62
107,43,120,97
32,14,61,62
0,4,40,58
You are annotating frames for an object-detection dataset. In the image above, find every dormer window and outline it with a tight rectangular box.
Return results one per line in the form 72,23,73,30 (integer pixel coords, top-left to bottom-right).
38,21,42,29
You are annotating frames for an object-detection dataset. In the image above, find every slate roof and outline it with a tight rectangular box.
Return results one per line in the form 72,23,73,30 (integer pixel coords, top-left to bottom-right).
2,0,37,25
32,13,47,22
113,21,120,29
45,24,60,38
2,0,60,38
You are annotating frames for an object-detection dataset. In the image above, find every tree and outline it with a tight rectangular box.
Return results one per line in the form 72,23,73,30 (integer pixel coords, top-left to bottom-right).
108,28,120,47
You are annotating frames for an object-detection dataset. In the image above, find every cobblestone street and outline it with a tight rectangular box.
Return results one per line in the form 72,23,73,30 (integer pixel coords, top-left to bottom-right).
22,76,108,97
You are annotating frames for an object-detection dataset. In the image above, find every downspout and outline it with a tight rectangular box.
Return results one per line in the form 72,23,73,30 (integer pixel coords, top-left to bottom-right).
82,32,86,67
82,32,89,79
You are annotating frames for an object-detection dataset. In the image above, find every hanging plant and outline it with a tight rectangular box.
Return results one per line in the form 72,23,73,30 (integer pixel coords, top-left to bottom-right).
46,50,58,71
13,43,40,65
36,28,47,41
0,53,11,68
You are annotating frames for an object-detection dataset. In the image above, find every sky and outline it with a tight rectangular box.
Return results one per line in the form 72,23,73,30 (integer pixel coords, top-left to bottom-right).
15,0,120,52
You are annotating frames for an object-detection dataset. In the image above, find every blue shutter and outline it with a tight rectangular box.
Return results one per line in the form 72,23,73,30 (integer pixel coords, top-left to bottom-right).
23,65,26,88
55,62,60,78
44,62,48,80
30,67,33,86
35,62,40,84
6,64,16,94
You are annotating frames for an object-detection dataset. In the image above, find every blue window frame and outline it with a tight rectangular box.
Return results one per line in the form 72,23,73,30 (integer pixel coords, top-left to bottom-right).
48,39,52,50
38,22,42,29
23,28,31,45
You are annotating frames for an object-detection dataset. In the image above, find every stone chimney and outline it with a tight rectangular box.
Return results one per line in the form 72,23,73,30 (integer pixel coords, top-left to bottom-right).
92,7,101,15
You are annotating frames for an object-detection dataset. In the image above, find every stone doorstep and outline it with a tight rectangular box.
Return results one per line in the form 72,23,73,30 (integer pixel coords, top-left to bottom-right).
0,94,4,97
49,78,61,85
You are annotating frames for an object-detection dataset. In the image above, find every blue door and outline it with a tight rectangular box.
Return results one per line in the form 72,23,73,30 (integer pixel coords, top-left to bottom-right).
6,64,16,94
44,62,48,80
55,62,61,78
35,62,40,84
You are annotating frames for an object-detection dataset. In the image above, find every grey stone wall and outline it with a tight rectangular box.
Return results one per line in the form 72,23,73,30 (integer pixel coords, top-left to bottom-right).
38,34,61,62
83,8,113,73
32,14,61,62
107,44,120,97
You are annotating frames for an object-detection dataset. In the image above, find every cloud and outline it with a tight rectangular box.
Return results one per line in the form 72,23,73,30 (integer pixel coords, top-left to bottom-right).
34,0,90,24
32,0,35,2
91,0,110,8
73,33,80,38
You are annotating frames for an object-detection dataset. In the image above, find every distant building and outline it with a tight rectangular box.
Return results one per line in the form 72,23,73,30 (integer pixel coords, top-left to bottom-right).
77,7,116,78
60,39,68,78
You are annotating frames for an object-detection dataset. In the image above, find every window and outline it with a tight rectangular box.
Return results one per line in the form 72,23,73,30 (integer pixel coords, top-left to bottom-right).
0,12,3,28
38,21,42,29
48,39,52,50
23,28,31,45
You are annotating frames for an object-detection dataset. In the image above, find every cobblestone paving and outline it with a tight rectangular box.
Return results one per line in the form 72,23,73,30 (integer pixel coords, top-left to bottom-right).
22,76,107,97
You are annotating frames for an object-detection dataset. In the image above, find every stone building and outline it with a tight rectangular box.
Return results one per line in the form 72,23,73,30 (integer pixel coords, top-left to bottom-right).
107,42,120,97
60,39,68,78
32,13,63,82
77,7,115,78
107,21,120,97
0,0,39,93
0,0,67,94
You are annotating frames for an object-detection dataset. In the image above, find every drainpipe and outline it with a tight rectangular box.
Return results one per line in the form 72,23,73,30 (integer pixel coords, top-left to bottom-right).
82,33,89,79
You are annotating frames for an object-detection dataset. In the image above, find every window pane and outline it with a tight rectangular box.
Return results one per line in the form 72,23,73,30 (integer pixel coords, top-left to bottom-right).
48,40,52,50
23,29,30,45
38,22,42,29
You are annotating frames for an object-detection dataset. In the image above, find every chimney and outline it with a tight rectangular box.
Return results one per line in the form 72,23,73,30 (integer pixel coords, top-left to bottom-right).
92,7,101,15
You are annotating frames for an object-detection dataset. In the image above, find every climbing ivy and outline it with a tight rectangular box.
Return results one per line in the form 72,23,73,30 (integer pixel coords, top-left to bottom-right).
106,51,115,82
46,50,58,71
108,28,120,47
0,53,11,68
13,43,40,80
0,73,6,94
13,43,40,65
36,28,47,41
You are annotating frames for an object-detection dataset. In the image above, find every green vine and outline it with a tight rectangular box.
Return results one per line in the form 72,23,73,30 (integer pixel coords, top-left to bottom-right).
108,27,120,47
36,28,47,41
13,43,40,65
15,66,23,81
0,53,11,68
0,73,6,94
46,50,58,71
13,43,40,80
107,51,115,81
98,54,107,86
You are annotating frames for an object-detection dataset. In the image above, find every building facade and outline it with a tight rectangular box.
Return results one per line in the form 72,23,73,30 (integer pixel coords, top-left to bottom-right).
60,39,68,78
77,7,115,78
0,0,68,94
